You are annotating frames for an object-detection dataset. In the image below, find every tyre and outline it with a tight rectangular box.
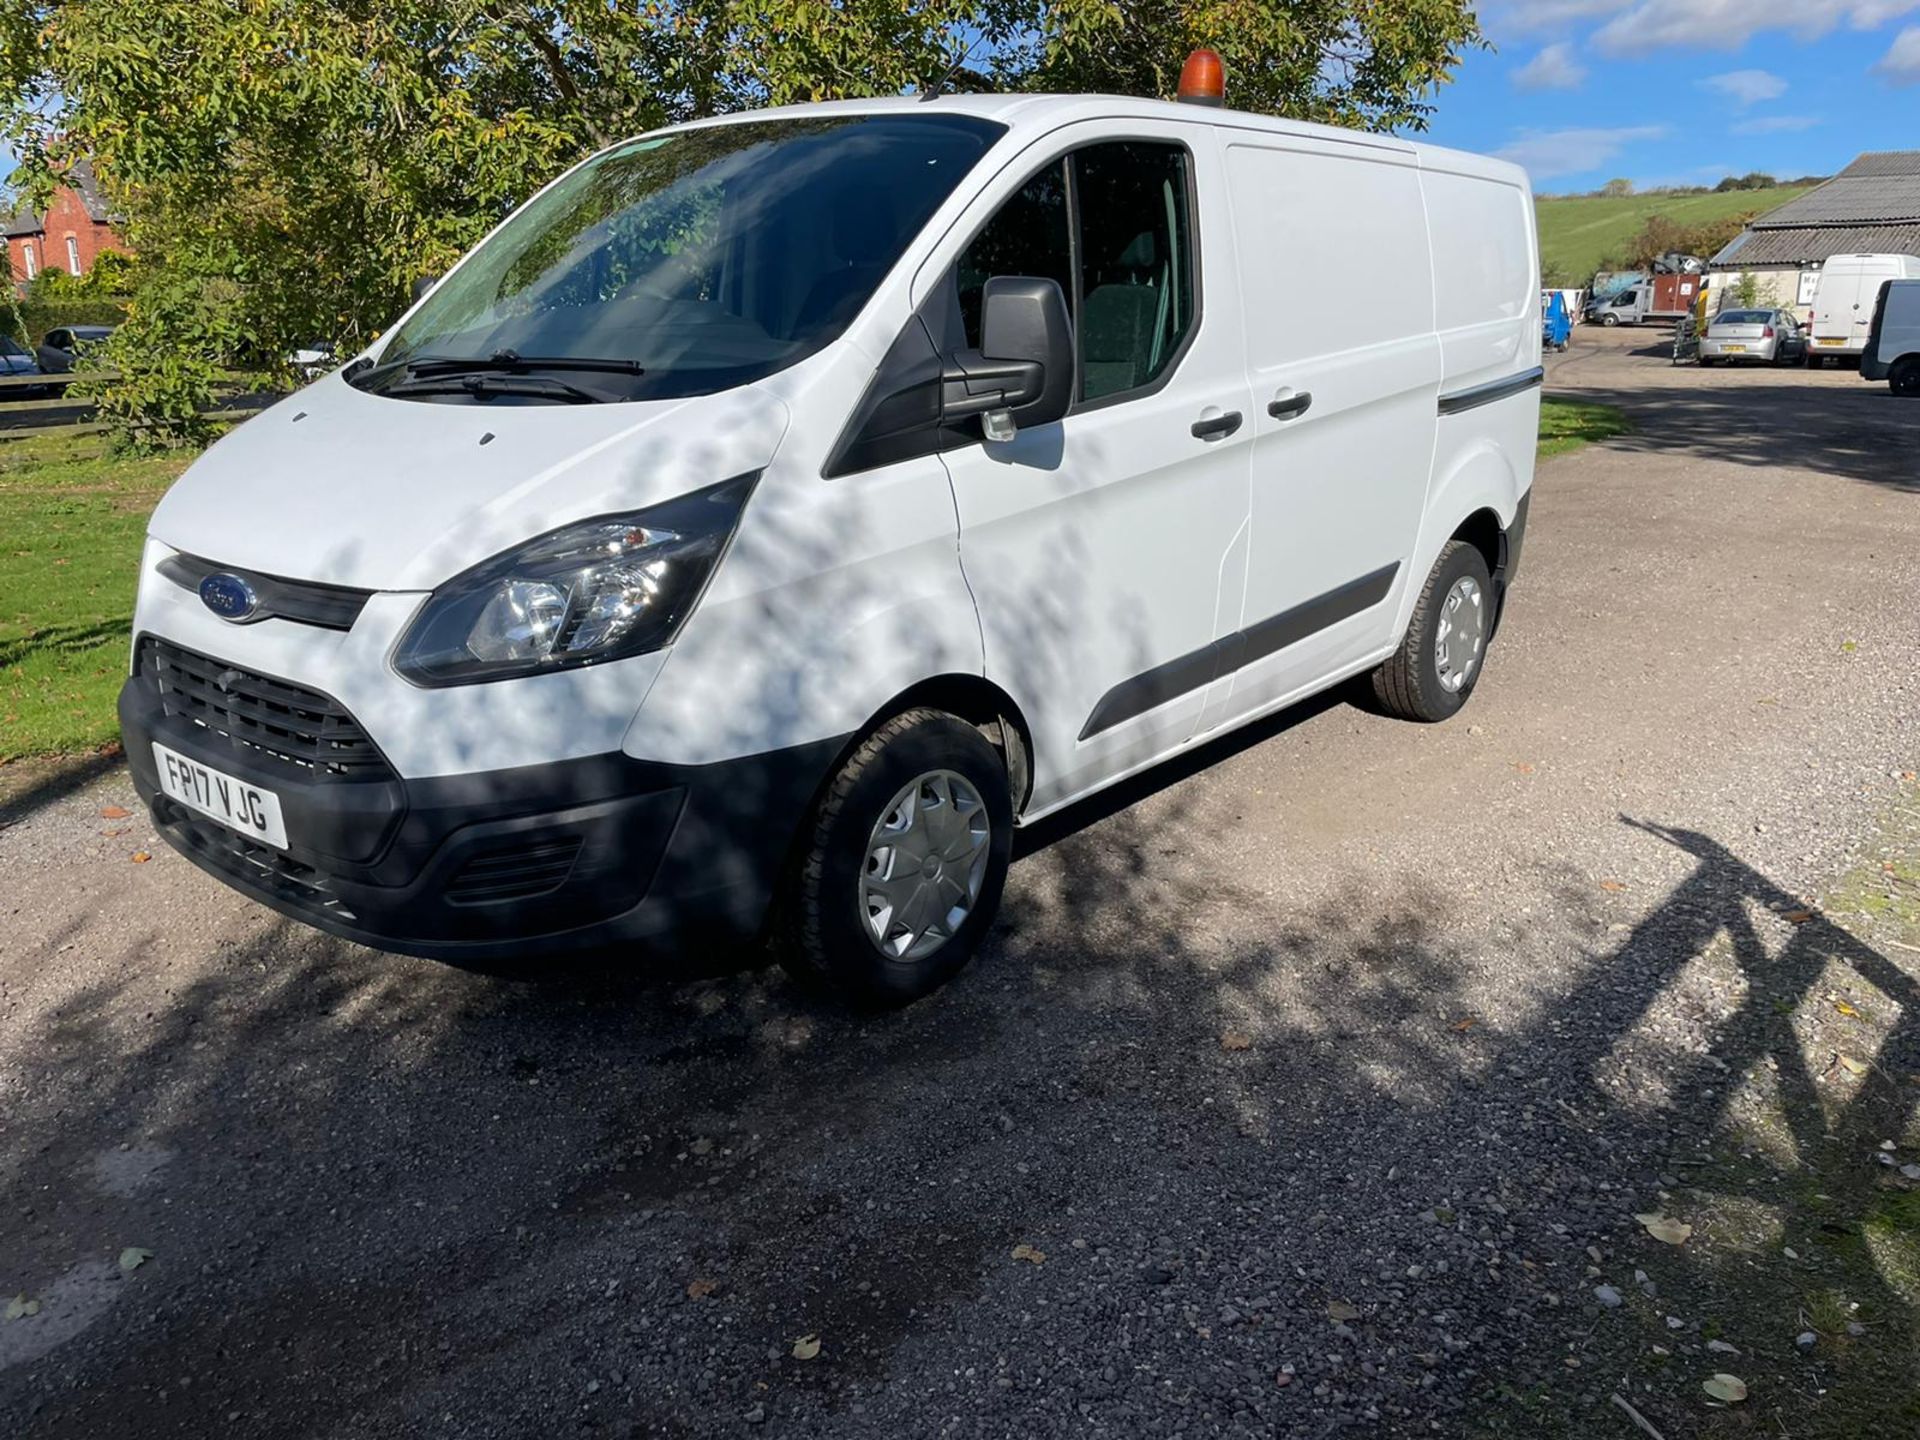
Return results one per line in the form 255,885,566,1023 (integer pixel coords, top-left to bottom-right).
778,708,1013,1006
1892,358,1920,399
1601,313,1620,327
1369,540,1495,724
1698,355,1716,367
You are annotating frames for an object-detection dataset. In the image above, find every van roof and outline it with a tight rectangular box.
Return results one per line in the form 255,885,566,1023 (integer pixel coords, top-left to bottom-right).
642,93,1527,189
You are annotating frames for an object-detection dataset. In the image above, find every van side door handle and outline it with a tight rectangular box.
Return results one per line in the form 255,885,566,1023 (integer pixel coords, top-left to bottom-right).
1190,411,1243,440
1267,391,1313,420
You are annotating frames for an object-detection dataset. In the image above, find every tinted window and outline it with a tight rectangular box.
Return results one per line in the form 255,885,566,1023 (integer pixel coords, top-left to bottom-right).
956,140,1195,406
365,114,1003,403
1718,310,1771,325
957,161,1073,350
1074,142,1194,402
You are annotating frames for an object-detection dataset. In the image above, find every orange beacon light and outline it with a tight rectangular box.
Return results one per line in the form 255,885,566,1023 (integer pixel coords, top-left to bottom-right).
1177,49,1226,106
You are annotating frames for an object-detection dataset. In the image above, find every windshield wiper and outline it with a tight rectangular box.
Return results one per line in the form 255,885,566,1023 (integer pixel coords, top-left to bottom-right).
386,371,608,404
403,349,645,378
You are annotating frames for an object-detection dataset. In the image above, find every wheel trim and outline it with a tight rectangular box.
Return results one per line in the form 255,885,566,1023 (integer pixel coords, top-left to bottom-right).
861,769,991,963
1434,575,1487,694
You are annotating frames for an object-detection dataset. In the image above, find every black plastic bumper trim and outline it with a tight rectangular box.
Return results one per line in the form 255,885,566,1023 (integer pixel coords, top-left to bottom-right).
1437,366,1545,416
1079,562,1400,741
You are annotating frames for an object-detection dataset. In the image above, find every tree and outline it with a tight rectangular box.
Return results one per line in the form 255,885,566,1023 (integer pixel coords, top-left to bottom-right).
1601,177,1634,198
1731,271,1763,308
0,1,1485,443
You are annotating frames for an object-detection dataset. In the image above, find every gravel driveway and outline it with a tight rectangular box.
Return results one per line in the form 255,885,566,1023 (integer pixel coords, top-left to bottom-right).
4,327,1918,1437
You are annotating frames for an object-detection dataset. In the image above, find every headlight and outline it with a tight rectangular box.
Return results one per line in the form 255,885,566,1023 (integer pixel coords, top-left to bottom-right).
393,474,756,686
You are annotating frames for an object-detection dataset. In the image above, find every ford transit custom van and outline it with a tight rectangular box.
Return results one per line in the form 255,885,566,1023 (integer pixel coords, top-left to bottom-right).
120,85,1542,1003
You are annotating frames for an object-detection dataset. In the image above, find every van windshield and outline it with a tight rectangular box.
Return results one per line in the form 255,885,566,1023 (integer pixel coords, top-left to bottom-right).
357,114,1004,404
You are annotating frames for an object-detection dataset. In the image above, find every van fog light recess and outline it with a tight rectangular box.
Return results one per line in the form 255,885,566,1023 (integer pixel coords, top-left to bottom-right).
394,474,756,686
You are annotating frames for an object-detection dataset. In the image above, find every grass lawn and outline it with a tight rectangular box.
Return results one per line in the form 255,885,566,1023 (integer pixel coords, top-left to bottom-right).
1539,397,1632,459
0,431,189,761
1536,185,1813,283
1,400,1630,762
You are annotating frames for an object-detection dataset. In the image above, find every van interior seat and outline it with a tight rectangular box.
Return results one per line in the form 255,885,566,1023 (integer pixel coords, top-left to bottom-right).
1081,230,1165,397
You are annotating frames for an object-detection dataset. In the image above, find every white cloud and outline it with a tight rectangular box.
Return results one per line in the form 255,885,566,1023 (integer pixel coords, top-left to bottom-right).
1495,124,1669,180
1490,0,1635,35
1701,69,1789,106
1875,24,1920,81
1729,113,1825,133
1512,42,1588,89
1590,1,1920,56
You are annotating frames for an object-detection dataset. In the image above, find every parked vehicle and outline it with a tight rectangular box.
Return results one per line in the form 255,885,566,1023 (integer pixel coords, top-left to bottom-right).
0,335,50,397
1698,308,1808,366
1809,253,1920,362
1583,272,1698,326
118,77,1540,1003
1542,290,1572,350
287,342,335,381
35,323,115,374
1862,279,1920,396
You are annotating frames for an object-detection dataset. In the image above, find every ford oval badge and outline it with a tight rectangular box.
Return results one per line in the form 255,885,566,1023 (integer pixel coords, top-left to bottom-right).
199,572,259,622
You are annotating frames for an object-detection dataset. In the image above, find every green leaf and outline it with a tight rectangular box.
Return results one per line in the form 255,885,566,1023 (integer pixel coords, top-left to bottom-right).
118,1246,153,1273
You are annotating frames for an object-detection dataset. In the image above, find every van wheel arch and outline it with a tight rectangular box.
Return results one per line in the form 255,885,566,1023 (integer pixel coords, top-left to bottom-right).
1451,507,1504,582
860,675,1035,816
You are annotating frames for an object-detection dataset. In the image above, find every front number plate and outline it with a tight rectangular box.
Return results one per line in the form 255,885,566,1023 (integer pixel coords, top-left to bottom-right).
152,741,288,849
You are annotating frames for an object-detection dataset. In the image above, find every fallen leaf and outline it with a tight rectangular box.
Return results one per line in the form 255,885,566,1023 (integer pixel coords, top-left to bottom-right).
1840,640,1858,653
5,1294,40,1321
1901,771,1917,783
1450,1016,1477,1032
686,1278,717,1300
1703,1373,1748,1403
130,852,152,864
791,1334,821,1362
1011,1243,1046,1265
1634,1213,1692,1245
1600,879,1627,893
1784,910,1815,924
118,1247,152,1274
1835,1000,1861,1018
1838,1055,1870,1077
99,805,129,819
1512,762,1536,774
1220,1030,1252,1052
100,826,130,838
1327,1300,1361,1322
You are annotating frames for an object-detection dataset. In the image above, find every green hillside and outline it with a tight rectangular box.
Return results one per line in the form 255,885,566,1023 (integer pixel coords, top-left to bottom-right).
1536,185,1814,282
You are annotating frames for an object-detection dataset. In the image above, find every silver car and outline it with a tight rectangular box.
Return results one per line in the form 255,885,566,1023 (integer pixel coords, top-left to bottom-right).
1698,308,1807,366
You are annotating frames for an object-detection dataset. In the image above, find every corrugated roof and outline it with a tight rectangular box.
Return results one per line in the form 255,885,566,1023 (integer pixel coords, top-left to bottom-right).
1751,173,1920,229
1841,151,1920,178
1712,223,1920,267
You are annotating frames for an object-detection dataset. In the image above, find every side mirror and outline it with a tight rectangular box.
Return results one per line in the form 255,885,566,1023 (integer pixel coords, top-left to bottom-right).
411,274,440,303
941,276,1074,439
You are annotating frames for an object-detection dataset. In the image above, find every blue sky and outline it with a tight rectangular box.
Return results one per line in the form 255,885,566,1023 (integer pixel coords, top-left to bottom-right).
1418,1,1920,193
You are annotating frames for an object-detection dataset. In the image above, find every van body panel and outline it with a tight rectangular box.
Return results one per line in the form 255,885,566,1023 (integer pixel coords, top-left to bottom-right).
1219,136,1441,717
927,117,1258,813
1812,253,1920,357
1862,279,1920,382
147,377,792,593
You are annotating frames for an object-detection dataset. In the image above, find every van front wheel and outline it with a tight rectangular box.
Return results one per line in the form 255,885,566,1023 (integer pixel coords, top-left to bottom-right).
1891,358,1920,398
779,709,1013,1006
1369,540,1495,724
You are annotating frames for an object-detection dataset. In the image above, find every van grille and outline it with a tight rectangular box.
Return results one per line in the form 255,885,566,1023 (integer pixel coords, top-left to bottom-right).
162,804,357,920
138,637,392,780
156,552,373,631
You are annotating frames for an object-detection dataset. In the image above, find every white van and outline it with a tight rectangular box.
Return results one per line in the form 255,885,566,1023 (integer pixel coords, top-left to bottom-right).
1810,253,1920,361
1863,280,1920,396
120,84,1541,1003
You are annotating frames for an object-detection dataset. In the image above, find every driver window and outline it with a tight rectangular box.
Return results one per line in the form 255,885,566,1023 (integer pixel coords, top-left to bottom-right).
956,161,1072,349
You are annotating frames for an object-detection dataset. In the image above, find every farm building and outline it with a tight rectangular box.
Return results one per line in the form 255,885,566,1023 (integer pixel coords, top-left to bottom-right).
1708,151,1920,317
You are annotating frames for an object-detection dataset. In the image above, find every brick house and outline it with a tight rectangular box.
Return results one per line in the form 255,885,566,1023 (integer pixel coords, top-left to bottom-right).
2,159,128,294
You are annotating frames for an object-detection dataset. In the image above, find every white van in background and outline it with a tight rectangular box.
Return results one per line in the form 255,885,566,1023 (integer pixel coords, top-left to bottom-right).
1862,279,1920,396
1810,253,1920,362
119,68,1541,1004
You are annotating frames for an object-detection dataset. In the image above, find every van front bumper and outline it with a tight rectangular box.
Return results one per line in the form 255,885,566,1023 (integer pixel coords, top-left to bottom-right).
119,665,845,963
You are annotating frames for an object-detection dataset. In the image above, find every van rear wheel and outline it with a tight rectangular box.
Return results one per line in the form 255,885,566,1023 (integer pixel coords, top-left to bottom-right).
778,709,1013,1006
1892,358,1920,398
1369,540,1495,724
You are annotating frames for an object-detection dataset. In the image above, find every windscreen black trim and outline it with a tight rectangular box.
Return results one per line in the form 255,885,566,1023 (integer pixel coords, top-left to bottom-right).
1079,563,1400,741
1437,366,1545,417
